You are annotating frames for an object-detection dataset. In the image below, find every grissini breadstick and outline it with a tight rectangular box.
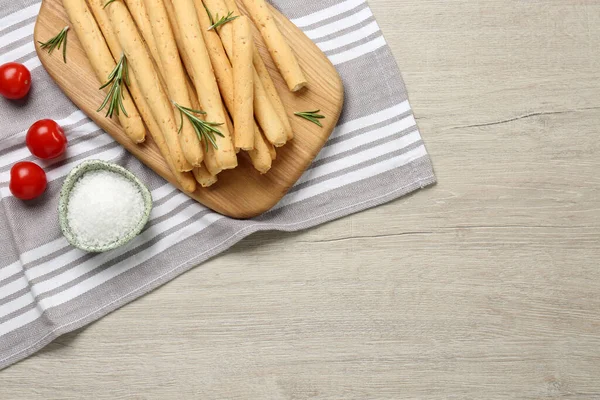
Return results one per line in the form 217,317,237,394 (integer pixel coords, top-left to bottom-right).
194,0,240,153
194,0,232,107
164,0,211,116
224,106,235,145
144,0,203,167
149,123,198,192
232,16,254,151
202,0,235,57
266,135,276,160
240,0,306,92
141,101,197,192
122,0,171,94
164,0,195,87
122,0,161,67
203,147,222,176
247,126,272,174
171,0,237,171
202,0,236,55
203,0,286,147
124,0,180,100
63,0,145,143
106,0,192,172
86,0,196,192
252,40,293,140
253,69,286,146
252,50,293,140
86,0,121,58
222,0,293,140
135,91,197,192
170,19,224,176
188,92,232,166
175,71,223,176
187,80,201,110
193,164,218,187
190,64,221,177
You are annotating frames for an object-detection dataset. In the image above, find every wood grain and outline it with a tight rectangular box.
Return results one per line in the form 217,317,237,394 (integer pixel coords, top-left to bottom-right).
2,1,600,399
33,0,343,219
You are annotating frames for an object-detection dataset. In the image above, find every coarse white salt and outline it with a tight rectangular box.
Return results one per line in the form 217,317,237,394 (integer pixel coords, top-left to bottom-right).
66,169,145,248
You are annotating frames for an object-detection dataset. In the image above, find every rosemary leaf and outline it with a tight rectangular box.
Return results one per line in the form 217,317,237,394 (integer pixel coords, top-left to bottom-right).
203,3,215,26
38,26,69,63
103,0,118,8
207,11,238,31
97,53,130,118
294,110,325,127
173,102,223,152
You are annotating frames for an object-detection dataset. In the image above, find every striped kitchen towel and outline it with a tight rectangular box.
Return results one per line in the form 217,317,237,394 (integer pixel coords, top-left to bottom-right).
0,0,435,369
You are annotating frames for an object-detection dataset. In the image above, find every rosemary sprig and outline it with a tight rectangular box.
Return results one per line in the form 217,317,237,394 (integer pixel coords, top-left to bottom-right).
294,110,325,127
173,102,225,152
103,0,117,8
38,26,69,63
97,53,130,118
207,11,238,31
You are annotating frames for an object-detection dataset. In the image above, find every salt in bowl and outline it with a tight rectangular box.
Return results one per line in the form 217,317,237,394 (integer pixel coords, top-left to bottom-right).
58,160,153,253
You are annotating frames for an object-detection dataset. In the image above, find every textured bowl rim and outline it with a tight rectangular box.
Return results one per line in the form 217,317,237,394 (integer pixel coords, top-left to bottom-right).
58,160,153,253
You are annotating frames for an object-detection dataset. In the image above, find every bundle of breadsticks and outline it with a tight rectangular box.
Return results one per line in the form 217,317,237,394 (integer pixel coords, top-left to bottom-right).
62,0,307,192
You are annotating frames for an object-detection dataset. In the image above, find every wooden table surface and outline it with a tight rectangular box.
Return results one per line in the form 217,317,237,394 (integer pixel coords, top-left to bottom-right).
3,1,600,398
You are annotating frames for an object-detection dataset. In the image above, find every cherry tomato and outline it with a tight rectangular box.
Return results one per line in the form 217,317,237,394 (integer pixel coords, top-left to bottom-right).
0,62,31,100
26,119,68,159
9,162,47,200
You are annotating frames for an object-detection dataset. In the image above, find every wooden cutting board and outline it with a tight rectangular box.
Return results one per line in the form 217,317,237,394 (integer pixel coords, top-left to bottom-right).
33,0,344,218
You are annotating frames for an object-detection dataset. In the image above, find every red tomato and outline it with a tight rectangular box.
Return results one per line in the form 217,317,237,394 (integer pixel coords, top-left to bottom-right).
0,62,31,100
9,162,47,200
26,119,68,159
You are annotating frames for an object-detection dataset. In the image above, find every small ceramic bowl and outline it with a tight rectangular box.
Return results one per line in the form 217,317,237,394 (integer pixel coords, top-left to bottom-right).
58,160,153,253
